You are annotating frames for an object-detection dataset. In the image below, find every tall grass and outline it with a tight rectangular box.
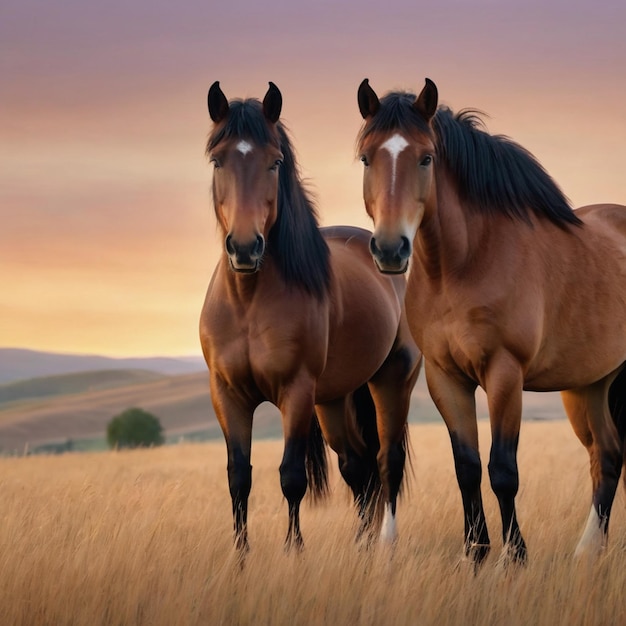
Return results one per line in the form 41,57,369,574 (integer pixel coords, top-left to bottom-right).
1,421,625,625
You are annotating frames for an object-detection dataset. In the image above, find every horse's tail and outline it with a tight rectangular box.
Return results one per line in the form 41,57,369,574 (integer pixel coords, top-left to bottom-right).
306,412,329,502
608,364,626,480
398,420,413,498
352,384,383,519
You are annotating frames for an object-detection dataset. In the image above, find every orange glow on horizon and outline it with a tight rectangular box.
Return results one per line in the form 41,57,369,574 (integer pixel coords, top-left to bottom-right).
3,1,625,357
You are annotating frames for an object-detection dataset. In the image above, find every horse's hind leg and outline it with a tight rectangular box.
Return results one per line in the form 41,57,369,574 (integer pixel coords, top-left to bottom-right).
610,365,626,464
316,396,380,541
562,368,624,559
368,339,421,544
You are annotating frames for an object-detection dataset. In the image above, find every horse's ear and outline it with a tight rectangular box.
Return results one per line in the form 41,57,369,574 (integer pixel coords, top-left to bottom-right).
414,78,438,122
208,81,229,123
263,82,282,124
358,78,380,119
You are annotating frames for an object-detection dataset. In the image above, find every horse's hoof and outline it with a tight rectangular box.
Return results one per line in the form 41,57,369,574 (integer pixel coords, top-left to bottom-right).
232,540,250,570
284,535,304,554
495,541,528,572
463,542,491,573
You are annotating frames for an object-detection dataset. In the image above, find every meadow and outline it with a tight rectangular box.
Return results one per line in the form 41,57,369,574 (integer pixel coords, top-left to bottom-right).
1,420,625,626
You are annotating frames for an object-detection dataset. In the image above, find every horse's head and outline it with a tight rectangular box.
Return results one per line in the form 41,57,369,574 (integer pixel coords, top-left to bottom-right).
357,78,439,274
207,81,284,273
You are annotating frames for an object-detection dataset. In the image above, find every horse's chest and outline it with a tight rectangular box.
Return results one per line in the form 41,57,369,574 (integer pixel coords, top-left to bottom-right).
406,289,500,381
211,310,322,395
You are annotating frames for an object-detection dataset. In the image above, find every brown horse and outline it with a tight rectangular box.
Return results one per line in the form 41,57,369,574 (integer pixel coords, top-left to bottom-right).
200,81,421,553
356,77,626,566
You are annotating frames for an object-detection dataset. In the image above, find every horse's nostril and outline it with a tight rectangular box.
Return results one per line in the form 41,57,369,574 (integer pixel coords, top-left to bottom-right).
369,237,379,256
254,234,265,257
225,234,235,255
399,236,411,258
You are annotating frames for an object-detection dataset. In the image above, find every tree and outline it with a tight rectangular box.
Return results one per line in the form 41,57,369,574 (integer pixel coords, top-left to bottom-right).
106,407,165,449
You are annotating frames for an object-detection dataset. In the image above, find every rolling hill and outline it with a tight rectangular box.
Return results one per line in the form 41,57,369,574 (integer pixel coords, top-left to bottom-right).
0,363,567,455
0,369,165,406
0,365,303,454
0,348,205,385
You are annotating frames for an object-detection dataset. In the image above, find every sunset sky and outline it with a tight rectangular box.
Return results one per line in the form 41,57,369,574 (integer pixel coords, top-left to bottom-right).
2,0,625,357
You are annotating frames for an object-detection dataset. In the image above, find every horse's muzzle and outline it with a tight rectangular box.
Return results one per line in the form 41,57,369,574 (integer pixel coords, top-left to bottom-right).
226,233,265,273
369,235,411,274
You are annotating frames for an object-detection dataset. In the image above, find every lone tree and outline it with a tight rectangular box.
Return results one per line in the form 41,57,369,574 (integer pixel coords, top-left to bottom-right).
106,407,165,449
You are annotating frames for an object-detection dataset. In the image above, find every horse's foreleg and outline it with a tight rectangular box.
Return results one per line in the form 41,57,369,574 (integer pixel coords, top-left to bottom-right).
211,375,255,554
280,437,308,552
562,371,623,560
228,444,253,554
484,352,527,566
278,376,316,552
369,342,421,544
426,362,490,567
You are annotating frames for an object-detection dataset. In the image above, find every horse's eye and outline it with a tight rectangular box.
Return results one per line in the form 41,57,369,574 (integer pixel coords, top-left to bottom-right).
360,155,369,167
420,155,433,167
210,158,221,169
270,159,283,172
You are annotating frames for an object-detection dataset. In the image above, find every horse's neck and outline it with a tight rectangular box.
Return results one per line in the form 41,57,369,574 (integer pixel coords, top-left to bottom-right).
221,253,280,304
414,171,479,279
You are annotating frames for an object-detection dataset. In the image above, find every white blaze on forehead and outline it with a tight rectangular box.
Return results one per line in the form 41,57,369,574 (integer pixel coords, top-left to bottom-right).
380,134,409,194
236,140,253,156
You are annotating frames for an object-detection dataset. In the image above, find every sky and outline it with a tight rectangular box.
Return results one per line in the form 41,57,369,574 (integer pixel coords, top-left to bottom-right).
2,0,625,357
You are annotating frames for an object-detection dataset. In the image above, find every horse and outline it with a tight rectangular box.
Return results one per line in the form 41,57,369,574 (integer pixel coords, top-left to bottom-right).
200,81,421,554
355,77,626,566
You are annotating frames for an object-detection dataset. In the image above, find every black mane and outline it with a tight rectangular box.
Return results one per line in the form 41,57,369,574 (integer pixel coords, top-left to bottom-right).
359,92,582,227
207,99,331,298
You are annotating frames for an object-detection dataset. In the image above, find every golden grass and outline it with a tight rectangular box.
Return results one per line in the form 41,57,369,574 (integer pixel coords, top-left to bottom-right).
1,420,625,626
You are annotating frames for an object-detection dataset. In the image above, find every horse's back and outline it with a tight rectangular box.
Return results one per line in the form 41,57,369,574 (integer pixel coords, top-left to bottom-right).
314,226,412,401
524,204,626,389
321,225,407,301
322,225,405,318
575,203,626,244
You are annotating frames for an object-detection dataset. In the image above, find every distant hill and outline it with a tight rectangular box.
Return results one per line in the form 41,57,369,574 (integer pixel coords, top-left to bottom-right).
0,348,205,384
0,369,292,454
0,369,165,407
0,371,214,453
0,362,567,455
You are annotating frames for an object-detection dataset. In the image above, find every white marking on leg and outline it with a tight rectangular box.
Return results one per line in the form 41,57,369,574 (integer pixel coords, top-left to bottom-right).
574,505,606,558
380,502,397,543
236,140,253,156
380,133,409,195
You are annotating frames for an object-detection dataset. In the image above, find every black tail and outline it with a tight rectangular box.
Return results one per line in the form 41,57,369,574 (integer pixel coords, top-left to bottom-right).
305,412,329,502
609,365,626,470
353,384,380,464
398,421,413,498
352,384,383,522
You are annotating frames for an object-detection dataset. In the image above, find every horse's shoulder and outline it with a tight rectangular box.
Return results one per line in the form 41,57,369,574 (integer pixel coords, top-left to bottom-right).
321,225,372,244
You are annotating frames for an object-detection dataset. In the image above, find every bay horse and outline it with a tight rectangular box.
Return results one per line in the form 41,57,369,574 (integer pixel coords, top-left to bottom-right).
356,77,626,566
200,81,421,553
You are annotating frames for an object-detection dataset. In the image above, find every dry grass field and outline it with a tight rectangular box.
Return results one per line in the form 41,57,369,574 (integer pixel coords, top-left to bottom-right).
1,420,625,626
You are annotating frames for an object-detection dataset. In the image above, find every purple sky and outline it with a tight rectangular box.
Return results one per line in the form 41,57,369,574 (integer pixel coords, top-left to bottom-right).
2,0,625,355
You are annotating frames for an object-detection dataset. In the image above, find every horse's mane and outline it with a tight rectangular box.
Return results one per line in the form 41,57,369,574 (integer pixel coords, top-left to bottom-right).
358,92,582,227
207,99,331,298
